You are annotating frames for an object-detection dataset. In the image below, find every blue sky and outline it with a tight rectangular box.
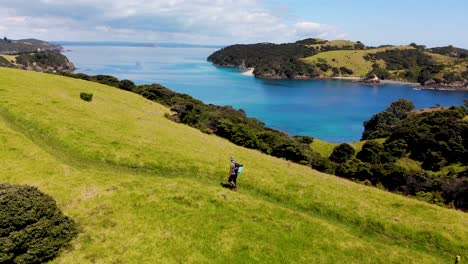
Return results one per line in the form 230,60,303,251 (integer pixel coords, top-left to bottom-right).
0,0,466,47
285,0,468,47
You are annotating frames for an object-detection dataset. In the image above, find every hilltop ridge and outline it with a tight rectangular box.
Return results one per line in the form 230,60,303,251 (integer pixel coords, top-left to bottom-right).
0,37,63,54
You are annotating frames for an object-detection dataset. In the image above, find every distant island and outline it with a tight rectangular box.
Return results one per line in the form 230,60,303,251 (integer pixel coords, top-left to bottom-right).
207,38,468,90
0,37,75,72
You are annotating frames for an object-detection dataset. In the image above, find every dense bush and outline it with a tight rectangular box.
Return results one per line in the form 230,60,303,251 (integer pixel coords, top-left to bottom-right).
363,49,450,83
80,92,93,102
119,79,136,91
362,99,414,140
384,139,407,158
442,177,468,208
364,49,434,71
362,111,400,140
0,184,77,263
385,99,414,119
356,141,393,164
330,143,355,163
386,106,468,167
339,67,354,75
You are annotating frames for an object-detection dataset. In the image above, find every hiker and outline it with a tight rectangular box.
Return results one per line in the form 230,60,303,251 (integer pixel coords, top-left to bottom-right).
227,157,242,191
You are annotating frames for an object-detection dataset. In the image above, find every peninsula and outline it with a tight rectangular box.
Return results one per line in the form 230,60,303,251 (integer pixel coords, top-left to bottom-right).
0,37,75,72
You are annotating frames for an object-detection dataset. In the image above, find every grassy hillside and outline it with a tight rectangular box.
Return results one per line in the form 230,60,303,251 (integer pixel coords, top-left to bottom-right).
302,45,468,81
0,67,467,263
302,46,413,77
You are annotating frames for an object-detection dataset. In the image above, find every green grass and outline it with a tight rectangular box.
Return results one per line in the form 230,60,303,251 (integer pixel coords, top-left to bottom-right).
396,157,423,172
0,67,467,263
311,138,386,158
302,46,414,77
310,139,337,157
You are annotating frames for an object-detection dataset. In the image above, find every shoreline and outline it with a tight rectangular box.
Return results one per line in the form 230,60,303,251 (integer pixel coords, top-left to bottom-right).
241,67,254,76
329,76,419,86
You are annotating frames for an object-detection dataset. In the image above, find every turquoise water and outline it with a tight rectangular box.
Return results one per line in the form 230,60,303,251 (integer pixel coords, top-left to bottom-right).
63,45,468,143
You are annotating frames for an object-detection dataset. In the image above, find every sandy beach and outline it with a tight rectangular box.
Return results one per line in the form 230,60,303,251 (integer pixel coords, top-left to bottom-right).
241,68,254,76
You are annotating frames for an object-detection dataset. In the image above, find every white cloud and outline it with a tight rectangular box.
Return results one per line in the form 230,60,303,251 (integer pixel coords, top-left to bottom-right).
0,0,347,44
294,22,348,39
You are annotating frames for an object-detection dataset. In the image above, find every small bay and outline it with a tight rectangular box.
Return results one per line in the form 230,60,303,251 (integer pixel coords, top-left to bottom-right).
63,44,468,143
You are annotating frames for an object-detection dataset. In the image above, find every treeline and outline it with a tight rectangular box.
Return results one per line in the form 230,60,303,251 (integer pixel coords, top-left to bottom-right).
54,72,468,208
207,40,321,79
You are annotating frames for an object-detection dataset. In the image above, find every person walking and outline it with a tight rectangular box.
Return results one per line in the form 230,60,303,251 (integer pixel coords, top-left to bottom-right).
227,157,242,191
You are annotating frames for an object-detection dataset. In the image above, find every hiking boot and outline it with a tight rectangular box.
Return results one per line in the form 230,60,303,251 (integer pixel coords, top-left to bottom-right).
232,186,238,192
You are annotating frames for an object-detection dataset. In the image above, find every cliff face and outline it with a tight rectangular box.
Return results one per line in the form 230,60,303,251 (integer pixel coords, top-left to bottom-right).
15,51,75,72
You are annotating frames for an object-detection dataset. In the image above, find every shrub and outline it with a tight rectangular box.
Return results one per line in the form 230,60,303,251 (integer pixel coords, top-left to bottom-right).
356,141,385,164
339,67,354,75
119,79,136,91
310,153,336,174
415,191,445,206
0,183,77,263
384,139,407,158
80,92,93,102
442,177,468,209
362,111,399,140
330,143,355,163
385,99,414,119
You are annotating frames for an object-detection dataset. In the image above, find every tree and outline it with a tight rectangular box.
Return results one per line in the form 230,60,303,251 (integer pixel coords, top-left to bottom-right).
0,184,77,263
356,140,385,164
362,111,400,140
385,99,414,119
384,139,408,158
330,143,355,163
119,79,136,91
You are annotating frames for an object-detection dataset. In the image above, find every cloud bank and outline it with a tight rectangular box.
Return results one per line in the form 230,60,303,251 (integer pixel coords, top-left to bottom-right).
0,0,346,44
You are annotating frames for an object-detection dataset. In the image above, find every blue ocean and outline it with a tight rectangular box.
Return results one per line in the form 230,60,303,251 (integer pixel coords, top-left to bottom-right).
62,45,468,143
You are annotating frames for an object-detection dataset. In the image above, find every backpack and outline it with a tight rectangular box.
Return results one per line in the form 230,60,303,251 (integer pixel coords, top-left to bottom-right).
235,162,243,174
